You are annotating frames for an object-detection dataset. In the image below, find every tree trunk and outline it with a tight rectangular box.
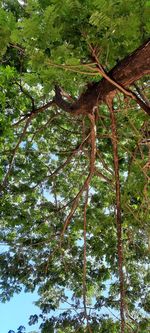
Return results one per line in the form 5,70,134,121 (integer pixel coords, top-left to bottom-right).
54,39,150,116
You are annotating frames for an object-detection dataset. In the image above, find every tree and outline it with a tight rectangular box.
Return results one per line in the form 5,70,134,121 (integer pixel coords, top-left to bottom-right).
0,0,150,332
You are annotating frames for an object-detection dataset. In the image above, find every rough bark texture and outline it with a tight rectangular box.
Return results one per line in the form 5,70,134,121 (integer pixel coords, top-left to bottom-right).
108,99,125,333
54,39,150,116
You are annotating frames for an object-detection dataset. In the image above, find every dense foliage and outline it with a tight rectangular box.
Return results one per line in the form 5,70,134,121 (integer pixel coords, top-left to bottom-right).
0,0,150,332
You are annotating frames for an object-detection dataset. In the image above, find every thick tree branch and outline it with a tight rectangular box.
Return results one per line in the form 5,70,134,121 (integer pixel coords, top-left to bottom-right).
55,40,150,115
54,85,76,114
13,40,150,129
71,39,150,115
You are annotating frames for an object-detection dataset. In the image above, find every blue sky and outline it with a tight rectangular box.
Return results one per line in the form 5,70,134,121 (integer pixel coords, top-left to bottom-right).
0,290,41,333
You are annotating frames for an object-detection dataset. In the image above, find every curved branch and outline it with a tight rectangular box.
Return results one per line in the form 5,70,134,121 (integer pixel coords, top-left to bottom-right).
72,39,150,115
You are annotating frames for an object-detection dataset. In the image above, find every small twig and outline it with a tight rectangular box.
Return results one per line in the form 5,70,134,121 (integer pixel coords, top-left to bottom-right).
60,112,96,237
94,167,113,184
30,115,58,142
60,172,91,237
46,59,98,76
9,42,24,53
47,133,91,179
103,305,121,322
2,106,57,187
1,118,31,187
57,125,80,135
121,143,149,181
13,100,55,126
134,83,150,107
103,306,134,331
124,204,142,224
125,120,149,179
15,81,35,111
96,150,113,175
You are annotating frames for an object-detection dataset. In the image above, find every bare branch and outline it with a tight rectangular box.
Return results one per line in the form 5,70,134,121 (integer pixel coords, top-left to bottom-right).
94,167,113,184
134,83,150,107
60,112,97,237
30,115,58,142
46,59,98,76
13,99,55,126
1,118,31,187
107,97,125,333
11,40,150,122
47,133,91,178
73,39,150,116
88,43,150,116
83,187,93,333
96,150,113,175
15,81,35,111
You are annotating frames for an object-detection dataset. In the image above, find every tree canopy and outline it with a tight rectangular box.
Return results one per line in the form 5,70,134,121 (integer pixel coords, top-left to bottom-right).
0,1,150,332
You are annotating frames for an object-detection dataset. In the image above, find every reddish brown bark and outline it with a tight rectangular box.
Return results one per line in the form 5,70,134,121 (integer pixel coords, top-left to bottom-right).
54,39,150,116
108,99,125,333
